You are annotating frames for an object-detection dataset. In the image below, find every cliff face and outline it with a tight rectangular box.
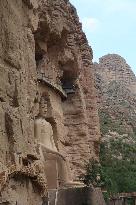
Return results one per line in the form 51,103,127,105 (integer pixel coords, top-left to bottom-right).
0,0,100,204
94,54,136,144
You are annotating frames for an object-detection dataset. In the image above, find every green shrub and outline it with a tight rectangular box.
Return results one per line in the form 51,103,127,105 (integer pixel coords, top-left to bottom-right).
81,137,136,199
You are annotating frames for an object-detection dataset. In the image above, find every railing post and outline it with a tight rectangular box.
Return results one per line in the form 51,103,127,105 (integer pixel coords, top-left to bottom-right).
123,198,128,205
134,197,136,205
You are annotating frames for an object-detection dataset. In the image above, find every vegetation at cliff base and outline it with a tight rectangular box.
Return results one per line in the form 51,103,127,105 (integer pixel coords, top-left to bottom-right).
100,138,136,194
81,137,136,200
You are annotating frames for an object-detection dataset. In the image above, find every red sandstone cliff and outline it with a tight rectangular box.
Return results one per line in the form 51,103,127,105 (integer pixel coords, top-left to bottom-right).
0,0,101,203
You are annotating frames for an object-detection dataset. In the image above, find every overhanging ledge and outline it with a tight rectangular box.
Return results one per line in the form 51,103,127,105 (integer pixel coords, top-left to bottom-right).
37,74,67,100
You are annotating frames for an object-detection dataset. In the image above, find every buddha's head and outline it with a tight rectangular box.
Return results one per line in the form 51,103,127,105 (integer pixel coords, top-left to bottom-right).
39,96,48,118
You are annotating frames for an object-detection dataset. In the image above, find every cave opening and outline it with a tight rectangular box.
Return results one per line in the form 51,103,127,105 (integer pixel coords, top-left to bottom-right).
35,41,46,73
60,67,77,95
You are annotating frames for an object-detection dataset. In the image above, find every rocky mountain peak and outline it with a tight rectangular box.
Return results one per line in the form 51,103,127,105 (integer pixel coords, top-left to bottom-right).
94,54,136,95
94,53,136,141
94,54,136,196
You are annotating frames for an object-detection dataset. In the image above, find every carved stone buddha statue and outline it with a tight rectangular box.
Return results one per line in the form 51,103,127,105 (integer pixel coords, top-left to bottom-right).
34,97,83,189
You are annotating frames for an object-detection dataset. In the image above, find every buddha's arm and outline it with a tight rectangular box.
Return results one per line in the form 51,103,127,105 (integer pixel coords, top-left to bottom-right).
39,143,66,161
34,121,41,141
48,124,58,152
51,135,58,151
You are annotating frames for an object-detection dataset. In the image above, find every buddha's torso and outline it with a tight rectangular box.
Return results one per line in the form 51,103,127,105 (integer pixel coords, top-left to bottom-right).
35,118,57,152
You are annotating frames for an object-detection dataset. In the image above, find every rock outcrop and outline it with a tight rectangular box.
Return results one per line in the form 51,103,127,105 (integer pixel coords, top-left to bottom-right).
0,0,101,204
94,54,136,145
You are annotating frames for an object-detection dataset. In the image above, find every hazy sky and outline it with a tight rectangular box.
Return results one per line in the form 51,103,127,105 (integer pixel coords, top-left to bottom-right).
70,0,136,74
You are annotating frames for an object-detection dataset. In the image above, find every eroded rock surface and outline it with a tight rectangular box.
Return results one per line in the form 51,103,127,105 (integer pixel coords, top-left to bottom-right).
0,0,101,203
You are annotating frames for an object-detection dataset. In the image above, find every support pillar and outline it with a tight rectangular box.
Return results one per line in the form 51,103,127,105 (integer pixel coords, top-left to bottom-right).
134,197,136,205
123,198,128,205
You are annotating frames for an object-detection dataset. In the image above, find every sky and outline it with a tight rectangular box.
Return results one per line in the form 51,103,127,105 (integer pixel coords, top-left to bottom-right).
70,0,136,75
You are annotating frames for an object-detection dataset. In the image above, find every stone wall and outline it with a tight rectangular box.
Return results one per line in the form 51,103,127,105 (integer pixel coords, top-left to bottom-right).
49,187,106,205
0,0,101,203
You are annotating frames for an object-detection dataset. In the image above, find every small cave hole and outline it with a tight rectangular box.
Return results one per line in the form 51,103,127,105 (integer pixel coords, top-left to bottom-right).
35,42,45,68
22,158,29,166
60,70,76,95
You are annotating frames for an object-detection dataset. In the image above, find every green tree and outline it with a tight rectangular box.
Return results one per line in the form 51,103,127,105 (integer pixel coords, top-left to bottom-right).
81,138,136,200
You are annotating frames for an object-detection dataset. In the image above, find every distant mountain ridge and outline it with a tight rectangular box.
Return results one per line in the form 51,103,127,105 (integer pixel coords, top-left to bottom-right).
93,54,136,194
94,54,136,95
94,53,136,142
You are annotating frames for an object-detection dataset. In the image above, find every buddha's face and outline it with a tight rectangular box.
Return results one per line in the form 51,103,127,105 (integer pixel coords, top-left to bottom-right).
39,97,48,117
